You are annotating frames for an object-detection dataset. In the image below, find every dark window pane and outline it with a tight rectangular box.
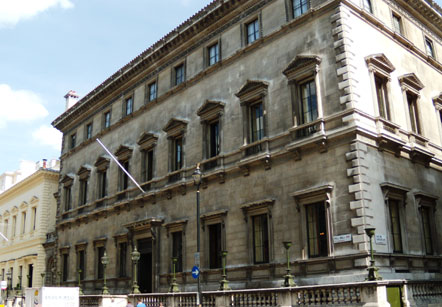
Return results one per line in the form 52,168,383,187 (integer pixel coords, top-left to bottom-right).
407,93,420,134
300,80,318,124
389,199,403,253
78,250,85,280
209,223,222,269
421,207,433,255
208,43,219,66
97,247,105,279
149,82,157,101
175,65,184,85
209,121,220,158
172,232,183,273
293,0,308,17
250,103,264,142
119,242,127,277
63,254,68,282
247,19,259,44
125,97,133,115
306,202,327,257
375,75,390,120
173,137,183,171
252,214,269,264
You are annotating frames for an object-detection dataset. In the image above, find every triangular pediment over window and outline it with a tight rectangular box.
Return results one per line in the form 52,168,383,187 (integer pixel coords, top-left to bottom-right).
399,73,424,92
197,100,225,121
61,174,74,187
235,80,269,103
433,93,442,109
137,132,158,150
283,55,321,81
114,145,133,161
163,118,188,137
95,156,110,170
365,54,395,74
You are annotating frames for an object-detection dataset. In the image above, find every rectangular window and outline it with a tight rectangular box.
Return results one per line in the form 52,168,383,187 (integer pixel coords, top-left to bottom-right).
252,214,269,264
79,178,88,206
64,186,72,211
98,170,107,199
148,82,157,102
208,43,219,66
32,207,37,230
306,202,328,258
363,0,372,13
70,133,76,149
21,212,26,234
421,206,433,255
407,93,421,134
375,75,391,120
104,111,111,129
62,253,69,282
172,231,183,273
389,199,403,253
125,97,133,116
97,246,105,279
4,220,8,238
118,242,127,277
12,216,16,237
175,64,185,85
78,250,85,280
208,223,222,269
246,19,260,44
86,123,93,140
119,160,129,191
425,37,435,58
300,80,318,124
141,149,154,182
250,102,264,142
209,121,220,158
172,137,183,171
293,0,308,18
392,14,403,35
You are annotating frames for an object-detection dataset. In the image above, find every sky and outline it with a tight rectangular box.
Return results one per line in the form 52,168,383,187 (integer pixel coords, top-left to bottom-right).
0,0,209,174
0,0,441,175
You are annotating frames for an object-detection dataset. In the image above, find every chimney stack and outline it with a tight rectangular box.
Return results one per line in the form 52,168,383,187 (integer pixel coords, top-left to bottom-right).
64,90,79,110
42,159,47,169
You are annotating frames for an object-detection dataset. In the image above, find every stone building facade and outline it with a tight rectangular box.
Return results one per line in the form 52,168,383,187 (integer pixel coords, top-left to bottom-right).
52,0,442,294
0,164,59,292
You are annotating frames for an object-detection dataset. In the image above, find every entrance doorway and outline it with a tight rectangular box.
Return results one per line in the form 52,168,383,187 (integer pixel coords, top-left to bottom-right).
137,238,152,293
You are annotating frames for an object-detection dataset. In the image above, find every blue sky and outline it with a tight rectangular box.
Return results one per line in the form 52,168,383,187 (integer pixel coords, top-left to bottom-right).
0,0,441,175
0,0,209,174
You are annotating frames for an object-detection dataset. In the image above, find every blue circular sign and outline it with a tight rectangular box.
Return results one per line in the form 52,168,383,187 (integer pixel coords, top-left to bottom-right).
191,266,200,279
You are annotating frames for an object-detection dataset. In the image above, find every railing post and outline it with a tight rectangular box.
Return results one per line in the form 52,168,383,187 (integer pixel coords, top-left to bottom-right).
279,289,293,307
360,283,390,307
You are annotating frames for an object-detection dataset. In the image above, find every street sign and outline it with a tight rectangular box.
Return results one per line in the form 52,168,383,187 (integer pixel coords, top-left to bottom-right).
194,252,200,266
191,266,200,279
0,280,6,290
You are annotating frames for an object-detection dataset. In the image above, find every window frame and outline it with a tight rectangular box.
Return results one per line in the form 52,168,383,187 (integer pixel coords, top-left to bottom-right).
171,231,183,273
433,94,442,145
93,238,107,280
147,80,158,103
291,185,333,259
245,18,260,45
164,220,187,275
85,122,93,140
75,243,87,281
124,95,134,117
291,0,309,18
69,133,76,150
241,199,274,265
103,110,112,129
362,0,373,13
163,118,188,174
61,175,74,212
399,73,424,136
201,210,227,269
207,41,220,67
114,145,133,192
424,36,435,58
118,241,128,277
173,63,186,86
95,156,110,200
415,193,438,256
197,100,225,163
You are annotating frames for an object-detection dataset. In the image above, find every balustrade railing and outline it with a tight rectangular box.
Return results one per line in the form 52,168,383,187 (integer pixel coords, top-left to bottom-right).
80,295,100,307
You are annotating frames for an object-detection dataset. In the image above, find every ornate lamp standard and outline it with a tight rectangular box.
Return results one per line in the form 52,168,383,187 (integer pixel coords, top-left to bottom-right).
101,251,110,295
131,246,141,294
77,269,84,295
282,241,296,287
219,251,230,291
6,270,11,299
365,227,382,281
169,257,180,293
192,164,202,307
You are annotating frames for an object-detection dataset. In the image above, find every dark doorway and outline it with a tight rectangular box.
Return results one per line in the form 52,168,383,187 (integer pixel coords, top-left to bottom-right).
28,264,33,288
137,238,152,293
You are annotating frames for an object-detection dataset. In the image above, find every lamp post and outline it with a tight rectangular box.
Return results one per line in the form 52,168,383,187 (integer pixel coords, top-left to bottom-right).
282,241,296,287
6,270,11,299
365,227,382,281
219,251,230,291
101,251,109,295
77,269,83,295
131,246,141,294
169,257,180,293
192,164,202,307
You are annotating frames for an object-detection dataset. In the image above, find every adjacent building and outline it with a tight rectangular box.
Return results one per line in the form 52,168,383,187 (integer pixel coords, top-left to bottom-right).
52,0,442,295
0,161,59,291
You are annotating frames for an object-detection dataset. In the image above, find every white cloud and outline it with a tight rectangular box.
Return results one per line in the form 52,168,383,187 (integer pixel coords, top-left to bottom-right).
0,0,74,28
32,124,62,151
0,84,49,128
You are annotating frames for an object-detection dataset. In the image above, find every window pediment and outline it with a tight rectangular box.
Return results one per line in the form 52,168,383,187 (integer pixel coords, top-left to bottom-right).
137,132,158,151
235,80,269,103
283,55,321,81
163,118,188,138
241,198,274,219
115,145,133,161
93,236,107,247
197,100,225,121
30,196,39,204
380,182,410,201
399,73,424,93
77,165,92,179
365,54,395,76
75,241,88,250
163,219,188,236
61,174,74,187
20,201,28,210
95,156,110,171
3,210,10,217
124,218,163,232
11,206,18,214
